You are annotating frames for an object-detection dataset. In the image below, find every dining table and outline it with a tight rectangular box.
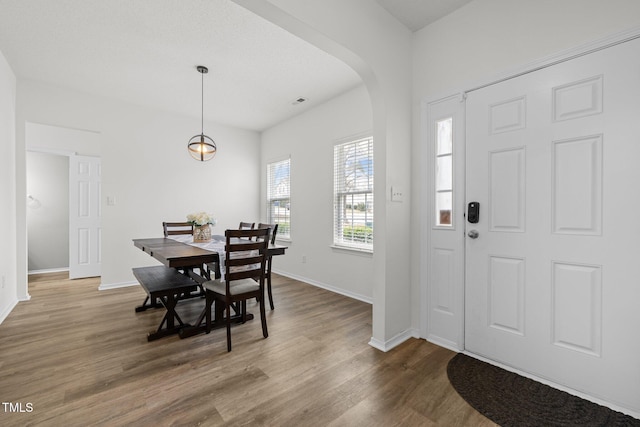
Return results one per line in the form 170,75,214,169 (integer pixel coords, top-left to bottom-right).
132,233,287,340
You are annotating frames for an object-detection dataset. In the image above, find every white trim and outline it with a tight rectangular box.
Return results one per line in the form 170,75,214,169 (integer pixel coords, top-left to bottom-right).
98,280,138,291
329,244,373,255
26,146,77,157
273,269,372,304
368,328,418,352
463,351,640,420
28,267,69,275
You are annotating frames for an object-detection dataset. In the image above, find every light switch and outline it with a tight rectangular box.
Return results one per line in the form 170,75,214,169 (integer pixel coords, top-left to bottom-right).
107,196,116,206
391,186,403,202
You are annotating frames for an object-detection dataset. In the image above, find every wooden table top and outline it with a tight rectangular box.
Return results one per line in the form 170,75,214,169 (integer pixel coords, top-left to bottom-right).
133,238,218,269
133,236,287,269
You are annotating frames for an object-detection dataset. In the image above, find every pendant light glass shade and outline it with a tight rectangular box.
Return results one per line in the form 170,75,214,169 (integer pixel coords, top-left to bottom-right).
188,65,217,161
188,134,216,161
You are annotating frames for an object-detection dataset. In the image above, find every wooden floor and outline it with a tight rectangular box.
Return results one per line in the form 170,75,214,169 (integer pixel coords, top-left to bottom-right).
0,272,495,426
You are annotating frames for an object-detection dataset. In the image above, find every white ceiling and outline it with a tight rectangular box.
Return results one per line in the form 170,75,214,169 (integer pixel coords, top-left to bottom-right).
0,0,471,132
377,0,474,32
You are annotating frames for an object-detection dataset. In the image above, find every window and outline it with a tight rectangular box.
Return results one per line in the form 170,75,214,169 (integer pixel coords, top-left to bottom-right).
333,136,373,250
267,158,290,239
435,117,453,227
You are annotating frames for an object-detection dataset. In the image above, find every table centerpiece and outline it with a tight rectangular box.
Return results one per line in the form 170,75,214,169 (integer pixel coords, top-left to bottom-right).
187,212,217,242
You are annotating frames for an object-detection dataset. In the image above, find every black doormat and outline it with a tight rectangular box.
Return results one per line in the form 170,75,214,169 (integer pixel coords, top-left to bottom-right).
447,353,640,427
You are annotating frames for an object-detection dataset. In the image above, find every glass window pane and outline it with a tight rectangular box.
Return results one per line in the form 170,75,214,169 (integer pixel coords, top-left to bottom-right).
436,118,453,155
267,158,290,238
436,191,452,226
436,155,452,191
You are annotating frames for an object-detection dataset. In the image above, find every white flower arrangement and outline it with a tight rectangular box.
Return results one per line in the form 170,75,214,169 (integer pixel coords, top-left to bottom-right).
186,212,217,226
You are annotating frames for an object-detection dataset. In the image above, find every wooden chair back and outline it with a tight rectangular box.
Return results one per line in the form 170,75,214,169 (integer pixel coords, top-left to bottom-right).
224,228,270,284
256,223,278,309
163,221,194,237
257,223,279,244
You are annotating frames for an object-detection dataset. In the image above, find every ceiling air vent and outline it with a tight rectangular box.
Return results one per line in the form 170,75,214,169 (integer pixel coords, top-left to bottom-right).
291,97,307,105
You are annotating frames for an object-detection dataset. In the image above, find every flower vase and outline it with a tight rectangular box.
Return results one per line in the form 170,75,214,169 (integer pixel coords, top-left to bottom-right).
193,224,211,242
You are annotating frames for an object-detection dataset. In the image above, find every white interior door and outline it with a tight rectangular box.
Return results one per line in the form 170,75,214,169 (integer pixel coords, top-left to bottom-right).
69,155,101,279
425,95,465,350
465,38,640,413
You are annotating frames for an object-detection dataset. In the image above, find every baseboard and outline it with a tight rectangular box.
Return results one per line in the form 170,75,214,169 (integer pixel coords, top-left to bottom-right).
28,267,69,275
272,269,373,304
98,281,138,291
0,298,18,325
463,351,640,420
368,328,418,352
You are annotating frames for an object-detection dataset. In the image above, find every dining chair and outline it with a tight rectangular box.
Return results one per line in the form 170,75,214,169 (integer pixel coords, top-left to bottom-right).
238,221,255,231
203,228,270,351
163,221,194,237
238,222,255,240
256,223,278,310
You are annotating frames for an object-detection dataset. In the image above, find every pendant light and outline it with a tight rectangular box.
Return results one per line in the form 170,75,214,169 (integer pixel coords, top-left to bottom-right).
188,65,217,161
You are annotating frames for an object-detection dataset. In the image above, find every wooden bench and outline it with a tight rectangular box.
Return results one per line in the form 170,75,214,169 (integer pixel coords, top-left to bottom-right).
133,266,198,341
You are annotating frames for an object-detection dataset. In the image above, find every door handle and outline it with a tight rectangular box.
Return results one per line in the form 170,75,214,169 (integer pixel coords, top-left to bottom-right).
468,229,479,239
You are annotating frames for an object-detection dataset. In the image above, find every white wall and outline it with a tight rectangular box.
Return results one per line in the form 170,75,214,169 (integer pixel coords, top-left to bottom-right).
238,0,414,350
26,151,69,272
0,50,17,322
261,85,373,301
410,0,640,332
15,79,261,293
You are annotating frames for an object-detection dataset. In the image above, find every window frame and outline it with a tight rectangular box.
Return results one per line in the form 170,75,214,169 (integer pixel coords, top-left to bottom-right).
434,116,454,229
333,135,374,252
266,156,291,240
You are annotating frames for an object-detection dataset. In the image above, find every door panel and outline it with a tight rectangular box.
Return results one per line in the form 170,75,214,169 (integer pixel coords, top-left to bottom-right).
465,38,640,413
69,155,101,279
426,95,465,350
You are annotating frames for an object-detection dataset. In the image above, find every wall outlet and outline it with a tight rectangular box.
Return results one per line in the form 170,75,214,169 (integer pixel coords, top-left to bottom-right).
1,275,5,289
302,255,307,264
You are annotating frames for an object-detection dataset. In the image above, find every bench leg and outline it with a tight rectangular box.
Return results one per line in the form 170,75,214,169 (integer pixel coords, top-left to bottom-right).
146,294,191,341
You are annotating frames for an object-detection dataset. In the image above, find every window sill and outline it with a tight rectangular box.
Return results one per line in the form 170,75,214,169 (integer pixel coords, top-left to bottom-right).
330,244,373,255
275,237,292,244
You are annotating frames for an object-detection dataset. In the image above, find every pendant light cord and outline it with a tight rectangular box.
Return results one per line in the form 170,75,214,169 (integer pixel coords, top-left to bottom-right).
201,69,204,135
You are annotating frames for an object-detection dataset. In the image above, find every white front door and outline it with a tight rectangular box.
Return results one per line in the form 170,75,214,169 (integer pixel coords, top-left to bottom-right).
69,155,101,279
465,38,640,412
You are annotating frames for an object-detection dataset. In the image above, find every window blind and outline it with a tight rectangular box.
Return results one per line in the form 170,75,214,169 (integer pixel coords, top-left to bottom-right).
333,136,373,249
267,158,290,239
